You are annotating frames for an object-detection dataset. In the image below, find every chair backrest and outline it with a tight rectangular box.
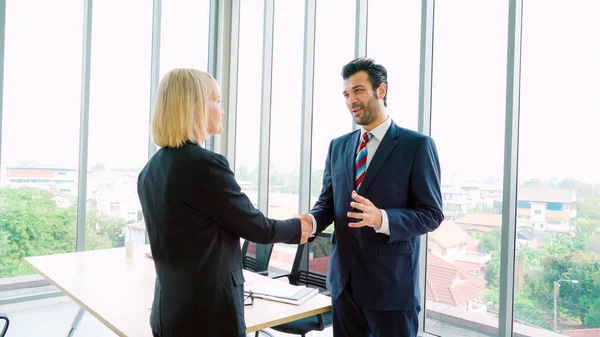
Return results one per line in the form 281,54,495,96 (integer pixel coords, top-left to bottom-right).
0,313,9,337
288,232,332,291
241,241,274,273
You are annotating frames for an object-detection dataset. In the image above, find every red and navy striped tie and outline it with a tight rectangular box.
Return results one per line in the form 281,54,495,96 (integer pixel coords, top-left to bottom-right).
355,132,372,188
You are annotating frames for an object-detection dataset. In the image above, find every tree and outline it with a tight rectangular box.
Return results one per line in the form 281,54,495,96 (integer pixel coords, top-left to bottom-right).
521,179,550,188
235,165,258,187
479,228,501,287
92,163,106,172
86,199,125,248
0,187,127,278
479,228,501,253
0,187,75,277
311,170,324,198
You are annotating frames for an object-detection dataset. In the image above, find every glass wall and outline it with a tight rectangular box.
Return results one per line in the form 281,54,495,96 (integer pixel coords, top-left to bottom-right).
367,0,421,131
85,0,152,251
425,1,509,335
234,0,264,206
513,0,600,333
310,0,355,234
159,0,210,77
267,0,306,274
0,0,83,278
0,1,599,336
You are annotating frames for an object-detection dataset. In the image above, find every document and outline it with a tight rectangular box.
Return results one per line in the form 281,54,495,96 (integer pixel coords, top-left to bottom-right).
244,279,319,305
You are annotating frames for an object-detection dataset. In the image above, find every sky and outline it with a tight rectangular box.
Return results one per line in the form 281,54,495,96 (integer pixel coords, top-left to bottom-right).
1,0,599,185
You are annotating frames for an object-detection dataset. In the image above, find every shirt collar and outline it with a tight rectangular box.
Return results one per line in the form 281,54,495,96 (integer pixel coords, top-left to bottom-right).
360,116,392,142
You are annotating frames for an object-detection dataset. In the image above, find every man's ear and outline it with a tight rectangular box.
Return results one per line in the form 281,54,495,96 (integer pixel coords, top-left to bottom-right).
377,83,387,100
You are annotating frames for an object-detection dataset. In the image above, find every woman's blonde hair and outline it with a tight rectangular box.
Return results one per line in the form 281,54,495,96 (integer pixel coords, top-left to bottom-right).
152,68,220,148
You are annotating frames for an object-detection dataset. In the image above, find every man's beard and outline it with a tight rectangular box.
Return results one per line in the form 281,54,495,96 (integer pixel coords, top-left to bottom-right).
354,108,375,125
352,95,379,126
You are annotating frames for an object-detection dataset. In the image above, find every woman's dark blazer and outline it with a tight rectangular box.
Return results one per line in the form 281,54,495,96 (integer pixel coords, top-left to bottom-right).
137,141,301,337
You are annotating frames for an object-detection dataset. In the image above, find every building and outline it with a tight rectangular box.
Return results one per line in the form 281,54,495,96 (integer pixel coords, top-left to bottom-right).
455,213,503,234
88,171,141,223
441,183,504,220
517,187,577,232
562,329,600,337
441,185,480,220
4,166,77,196
429,221,491,277
426,254,488,312
127,220,147,245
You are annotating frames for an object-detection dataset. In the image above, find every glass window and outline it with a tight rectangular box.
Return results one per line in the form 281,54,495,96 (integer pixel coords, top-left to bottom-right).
426,0,508,335
86,1,153,250
159,0,211,77
514,0,600,333
367,0,422,131
234,0,265,206
310,0,355,234
267,0,305,274
0,1,83,279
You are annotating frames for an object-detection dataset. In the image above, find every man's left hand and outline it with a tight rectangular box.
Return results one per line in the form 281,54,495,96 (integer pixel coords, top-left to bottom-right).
347,191,382,230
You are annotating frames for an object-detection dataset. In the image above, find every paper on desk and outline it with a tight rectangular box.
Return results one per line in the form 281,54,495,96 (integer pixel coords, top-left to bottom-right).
244,279,307,298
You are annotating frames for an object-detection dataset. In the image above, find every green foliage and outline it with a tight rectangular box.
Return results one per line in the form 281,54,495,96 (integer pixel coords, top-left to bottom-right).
479,228,501,254
235,165,258,187
476,191,600,328
310,234,332,259
0,187,126,278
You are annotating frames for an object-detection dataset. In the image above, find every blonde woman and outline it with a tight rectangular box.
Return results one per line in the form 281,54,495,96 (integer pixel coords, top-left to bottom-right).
137,69,312,337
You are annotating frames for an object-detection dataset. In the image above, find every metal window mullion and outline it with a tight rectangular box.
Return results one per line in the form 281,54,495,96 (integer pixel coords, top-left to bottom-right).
207,0,220,88
498,0,523,335
354,0,367,59
0,0,6,181
352,0,368,131
298,0,316,214
257,0,275,214
147,0,161,160
75,0,93,252
207,0,238,159
218,0,240,163
417,0,435,333
145,0,161,245
205,0,219,152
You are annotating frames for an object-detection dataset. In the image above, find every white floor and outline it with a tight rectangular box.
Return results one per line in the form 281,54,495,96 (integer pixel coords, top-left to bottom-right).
0,295,332,337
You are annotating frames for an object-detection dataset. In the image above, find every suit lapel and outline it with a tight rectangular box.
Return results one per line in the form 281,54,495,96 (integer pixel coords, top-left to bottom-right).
344,130,361,193
357,123,401,195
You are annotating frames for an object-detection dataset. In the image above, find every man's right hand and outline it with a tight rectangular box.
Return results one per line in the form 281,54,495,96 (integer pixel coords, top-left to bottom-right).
298,214,313,244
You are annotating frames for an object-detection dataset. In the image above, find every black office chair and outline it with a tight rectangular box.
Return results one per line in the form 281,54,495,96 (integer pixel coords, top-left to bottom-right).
270,232,333,337
241,241,274,276
0,313,9,337
242,241,276,337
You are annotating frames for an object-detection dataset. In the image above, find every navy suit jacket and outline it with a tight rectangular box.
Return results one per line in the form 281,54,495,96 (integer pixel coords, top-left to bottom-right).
310,122,443,311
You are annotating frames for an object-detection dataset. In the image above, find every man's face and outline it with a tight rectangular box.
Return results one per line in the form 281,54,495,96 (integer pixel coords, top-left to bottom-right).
342,71,383,126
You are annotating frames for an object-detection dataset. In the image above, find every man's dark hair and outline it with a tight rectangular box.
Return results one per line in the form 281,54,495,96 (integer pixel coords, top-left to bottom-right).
341,58,388,107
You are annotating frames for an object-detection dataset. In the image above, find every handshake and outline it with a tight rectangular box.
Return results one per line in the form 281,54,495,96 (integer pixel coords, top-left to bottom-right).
297,213,313,245
295,191,382,245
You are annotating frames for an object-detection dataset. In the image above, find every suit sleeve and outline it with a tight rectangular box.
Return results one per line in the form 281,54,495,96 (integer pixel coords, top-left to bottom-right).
385,137,444,241
309,140,335,234
196,154,301,244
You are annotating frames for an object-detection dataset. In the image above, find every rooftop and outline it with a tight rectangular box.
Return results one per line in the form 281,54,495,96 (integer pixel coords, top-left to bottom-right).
426,254,487,307
430,221,474,248
518,187,576,203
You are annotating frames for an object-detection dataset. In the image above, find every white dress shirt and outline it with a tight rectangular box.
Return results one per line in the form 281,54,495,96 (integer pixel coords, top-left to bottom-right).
310,116,393,236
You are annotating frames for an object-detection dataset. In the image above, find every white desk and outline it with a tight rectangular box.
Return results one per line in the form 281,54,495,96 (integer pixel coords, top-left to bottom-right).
24,247,331,336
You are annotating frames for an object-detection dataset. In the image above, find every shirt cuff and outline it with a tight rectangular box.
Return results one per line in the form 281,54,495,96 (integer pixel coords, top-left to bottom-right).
308,214,317,236
375,209,390,236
